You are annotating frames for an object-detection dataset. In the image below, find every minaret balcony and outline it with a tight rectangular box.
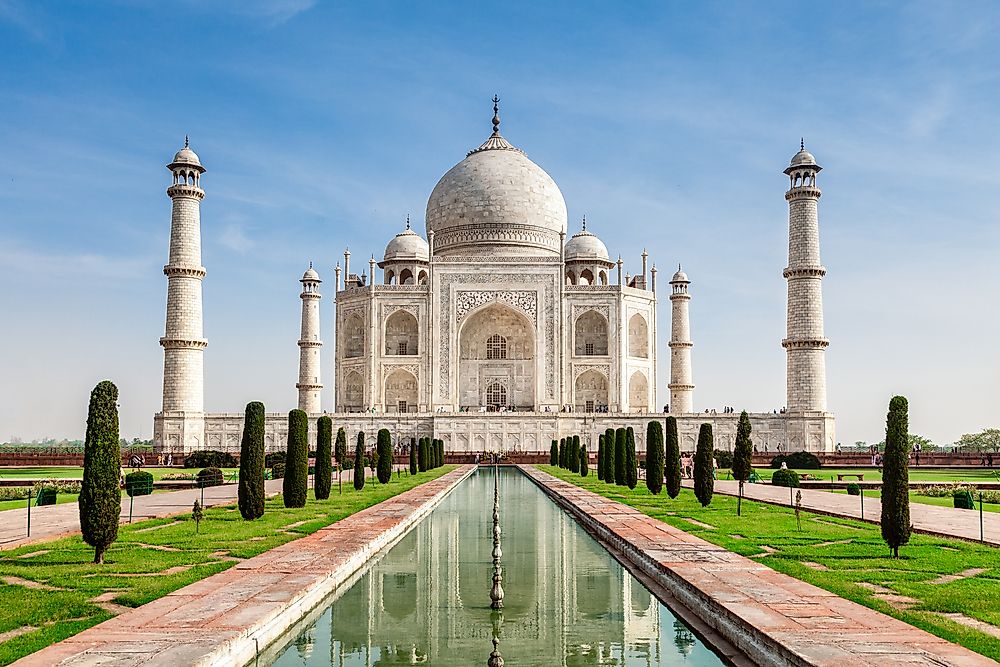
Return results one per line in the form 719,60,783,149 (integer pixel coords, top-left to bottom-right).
297,340,323,348
163,265,207,279
166,184,205,200
160,337,208,350
785,186,822,201
782,266,826,279
781,338,830,350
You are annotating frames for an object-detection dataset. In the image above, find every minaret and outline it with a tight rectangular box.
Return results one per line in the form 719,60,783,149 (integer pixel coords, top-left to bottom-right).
668,265,694,413
160,137,207,451
783,141,829,412
297,264,323,413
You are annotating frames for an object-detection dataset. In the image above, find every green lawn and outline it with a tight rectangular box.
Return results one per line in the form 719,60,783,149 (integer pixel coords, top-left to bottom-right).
539,465,1000,661
0,466,453,666
0,494,79,512
824,488,1000,514
777,467,1000,484
0,467,238,481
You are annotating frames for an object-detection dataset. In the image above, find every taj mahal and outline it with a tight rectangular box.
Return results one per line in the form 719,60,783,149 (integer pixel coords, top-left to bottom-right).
153,99,835,455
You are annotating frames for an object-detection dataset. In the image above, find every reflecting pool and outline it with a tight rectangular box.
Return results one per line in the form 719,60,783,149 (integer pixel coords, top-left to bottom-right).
266,467,725,666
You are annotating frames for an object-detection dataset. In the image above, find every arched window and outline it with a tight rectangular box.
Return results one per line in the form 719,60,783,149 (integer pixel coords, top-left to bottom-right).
486,334,507,360
486,382,507,407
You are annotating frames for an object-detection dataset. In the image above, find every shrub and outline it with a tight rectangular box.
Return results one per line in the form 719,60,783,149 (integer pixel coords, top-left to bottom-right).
409,437,418,475
265,451,286,468
314,415,333,501
665,417,681,499
80,380,121,564
645,421,664,495
625,427,638,489
614,428,626,486
770,468,799,488
770,451,821,470
283,409,309,508
550,440,558,467
377,429,392,483
124,471,154,497
353,432,366,490
954,490,976,510
915,483,1000,504
35,487,58,505
580,443,589,477
693,423,714,507
881,395,911,557
335,428,348,469
184,450,238,469
270,462,285,479
716,450,734,469
603,428,615,483
846,482,861,496
239,402,266,519
197,467,224,487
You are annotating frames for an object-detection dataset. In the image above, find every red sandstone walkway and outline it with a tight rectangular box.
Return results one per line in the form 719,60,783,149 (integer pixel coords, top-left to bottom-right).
702,479,1000,546
524,466,996,667
0,467,391,551
12,465,474,667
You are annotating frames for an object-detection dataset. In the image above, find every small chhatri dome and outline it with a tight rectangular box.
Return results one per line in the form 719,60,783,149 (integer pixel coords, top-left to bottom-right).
383,216,430,262
789,138,817,168
564,217,610,262
301,262,320,282
171,135,203,168
426,96,568,257
670,264,689,283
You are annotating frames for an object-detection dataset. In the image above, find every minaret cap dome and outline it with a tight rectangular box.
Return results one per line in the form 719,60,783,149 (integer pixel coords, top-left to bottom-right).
564,227,610,262
301,266,320,282
670,265,689,283
383,226,430,262
789,147,817,168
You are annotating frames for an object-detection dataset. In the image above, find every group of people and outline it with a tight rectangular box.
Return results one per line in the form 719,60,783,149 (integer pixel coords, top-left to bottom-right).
678,452,718,479
155,453,175,466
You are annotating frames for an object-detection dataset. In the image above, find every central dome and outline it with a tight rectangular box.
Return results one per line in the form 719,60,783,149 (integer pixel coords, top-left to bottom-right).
425,117,567,257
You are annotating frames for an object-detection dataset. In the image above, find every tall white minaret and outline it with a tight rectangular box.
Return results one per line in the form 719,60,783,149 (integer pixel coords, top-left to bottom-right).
297,264,323,413
783,141,829,412
668,265,694,413
160,137,207,450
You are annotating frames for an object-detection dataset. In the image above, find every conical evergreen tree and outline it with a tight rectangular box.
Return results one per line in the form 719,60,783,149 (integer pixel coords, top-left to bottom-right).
881,396,912,557
409,437,418,475
418,437,428,472
314,415,332,500
596,434,605,481
614,427,626,485
79,380,121,564
550,440,558,466
665,416,681,499
625,427,638,489
603,428,615,482
353,432,366,490
580,443,589,477
376,429,392,483
693,423,714,507
732,411,753,516
238,401,266,518
559,437,566,468
570,435,581,473
283,409,309,508
335,427,348,469
645,420,664,495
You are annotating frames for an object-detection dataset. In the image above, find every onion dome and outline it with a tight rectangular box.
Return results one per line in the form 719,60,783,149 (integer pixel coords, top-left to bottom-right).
564,218,610,262
301,263,321,282
169,136,203,169
788,139,817,168
425,96,567,257
383,217,430,262
670,264,689,283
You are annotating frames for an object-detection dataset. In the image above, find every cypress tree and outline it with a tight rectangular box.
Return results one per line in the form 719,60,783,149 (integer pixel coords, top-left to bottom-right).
558,437,566,468
335,427,348,469
645,420,664,495
881,396,912,558
314,415,333,500
431,438,438,468
417,437,427,472
438,439,445,467
238,401,266,519
604,428,616,482
580,444,589,477
353,432,366,490
570,435,580,473
732,411,753,516
550,440,558,466
376,429,392,483
614,428,626,485
79,380,121,564
283,409,309,508
625,427,638,489
596,434,605,481
665,416,681,499
409,437,418,475
693,423,714,507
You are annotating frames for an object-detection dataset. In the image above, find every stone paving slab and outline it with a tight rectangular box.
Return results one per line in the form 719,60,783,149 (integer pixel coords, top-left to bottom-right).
703,479,1000,546
522,466,997,667
11,465,475,667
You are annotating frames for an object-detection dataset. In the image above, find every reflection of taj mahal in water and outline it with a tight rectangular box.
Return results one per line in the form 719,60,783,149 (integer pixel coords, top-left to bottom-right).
154,100,835,454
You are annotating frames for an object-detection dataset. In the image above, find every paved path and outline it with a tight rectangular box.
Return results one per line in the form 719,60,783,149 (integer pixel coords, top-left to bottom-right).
527,467,995,667
702,479,1000,546
0,467,393,551
13,466,474,667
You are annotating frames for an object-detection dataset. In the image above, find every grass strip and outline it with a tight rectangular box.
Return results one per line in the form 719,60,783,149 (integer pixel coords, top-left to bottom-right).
0,466,453,666
539,465,1000,660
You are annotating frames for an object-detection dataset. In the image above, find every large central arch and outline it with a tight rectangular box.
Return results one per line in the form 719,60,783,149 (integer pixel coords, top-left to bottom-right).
457,302,535,410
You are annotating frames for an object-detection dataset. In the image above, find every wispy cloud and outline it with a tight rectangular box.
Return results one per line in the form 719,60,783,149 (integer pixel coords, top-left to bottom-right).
218,222,254,253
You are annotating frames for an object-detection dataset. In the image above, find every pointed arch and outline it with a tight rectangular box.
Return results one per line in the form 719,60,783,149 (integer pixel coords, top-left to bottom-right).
384,310,418,355
628,370,648,412
345,313,365,358
575,310,609,356
628,313,648,358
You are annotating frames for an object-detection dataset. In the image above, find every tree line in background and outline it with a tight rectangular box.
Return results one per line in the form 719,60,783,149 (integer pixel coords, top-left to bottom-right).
550,396,915,558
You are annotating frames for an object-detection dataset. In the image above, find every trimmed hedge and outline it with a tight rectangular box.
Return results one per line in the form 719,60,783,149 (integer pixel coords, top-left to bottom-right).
124,471,153,497
665,416,681,499
570,435,581,473
625,427,638,489
693,423,714,506
184,450,238,469
197,467,224,487
80,380,121,564
596,434,605,481
264,451,286,469
550,440,558,467
239,402,266,519
881,395,911,557
770,451,822,470
409,437,418,475
846,482,861,496
770,468,799,488
645,421,664,495
353,432,366,490
580,443,589,477
335,428,348,469
315,415,333,500
376,429,392,483
283,409,309,508
614,428,626,486
271,462,285,479
603,428,615,483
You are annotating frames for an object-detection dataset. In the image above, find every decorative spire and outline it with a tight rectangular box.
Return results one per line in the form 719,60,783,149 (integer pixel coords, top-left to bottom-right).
581,214,587,232
405,214,411,230
678,262,682,271
308,261,313,269
492,95,500,134
184,135,190,148
800,137,805,151
468,95,522,156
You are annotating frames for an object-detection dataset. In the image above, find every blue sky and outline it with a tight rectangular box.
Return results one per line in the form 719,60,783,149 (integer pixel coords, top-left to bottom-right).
1,1,997,445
